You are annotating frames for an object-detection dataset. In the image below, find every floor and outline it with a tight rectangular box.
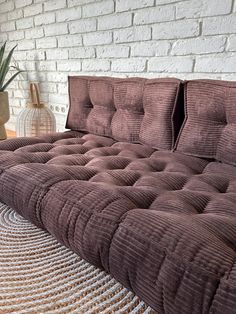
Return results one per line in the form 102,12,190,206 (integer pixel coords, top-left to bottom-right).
0,203,155,313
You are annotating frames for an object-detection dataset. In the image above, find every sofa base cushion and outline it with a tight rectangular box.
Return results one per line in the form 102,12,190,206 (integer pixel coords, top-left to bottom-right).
0,132,236,313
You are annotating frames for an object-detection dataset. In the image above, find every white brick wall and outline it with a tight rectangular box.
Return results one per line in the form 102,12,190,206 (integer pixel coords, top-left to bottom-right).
0,0,235,131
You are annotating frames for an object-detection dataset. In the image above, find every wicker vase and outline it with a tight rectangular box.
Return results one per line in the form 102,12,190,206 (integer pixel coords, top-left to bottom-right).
16,83,56,137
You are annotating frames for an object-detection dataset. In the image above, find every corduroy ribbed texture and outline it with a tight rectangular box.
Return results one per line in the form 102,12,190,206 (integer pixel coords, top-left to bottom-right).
0,131,236,314
0,203,155,313
176,79,236,165
0,77,236,314
66,76,182,150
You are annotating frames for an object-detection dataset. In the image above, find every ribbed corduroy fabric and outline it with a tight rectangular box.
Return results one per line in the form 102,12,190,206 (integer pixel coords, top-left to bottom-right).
0,131,236,313
66,76,182,150
0,76,236,314
0,203,155,313
176,79,236,165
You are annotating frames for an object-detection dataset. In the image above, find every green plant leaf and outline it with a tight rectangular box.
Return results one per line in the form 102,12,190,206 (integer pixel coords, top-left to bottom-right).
10,65,22,71
0,70,23,92
0,44,17,90
0,63,10,89
0,42,6,69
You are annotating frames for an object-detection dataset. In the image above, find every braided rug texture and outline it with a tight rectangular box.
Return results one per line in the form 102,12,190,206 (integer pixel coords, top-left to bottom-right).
0,203,155,314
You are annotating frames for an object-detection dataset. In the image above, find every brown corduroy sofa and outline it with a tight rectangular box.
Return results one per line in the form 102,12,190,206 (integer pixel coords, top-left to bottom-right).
0,76,236,314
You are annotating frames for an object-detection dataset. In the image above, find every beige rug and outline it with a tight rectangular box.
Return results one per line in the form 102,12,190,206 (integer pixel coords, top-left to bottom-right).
0,203,155,313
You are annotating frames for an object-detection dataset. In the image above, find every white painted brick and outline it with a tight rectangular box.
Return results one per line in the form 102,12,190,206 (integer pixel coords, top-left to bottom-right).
47,72,67,83
114,26,151,43
36,37,57,49
195,55,236,72
83,32,112,46
17,61,36,71
39,93,49,103
220,74,236,81
83,1,114,18
12,106,24,116
116,0,154,12
28,71,47,82
57,60,81,71
156,0,181,3
98,13,132,30
46,49,69,60
9,81,19,91
24,3,42,17
13,51,27,60
68,0,94,7
69,47,95,58
153,20,199,40
25,27,44,39
148,57,194,72
25,50,45,60
228,35,236,51
34,12,55,26
2,0,236,131
15,0,32,8
16,17,33,30
37,61,56,71
176,0,232,19
134,5,175,25
0,1,14,12
97,45,129,58
202,16,236,35
44,23,68,36
0,33,7,44
44,0,67,12
56,7,81,22
8,30,24,41
1,21,15,32
6,89,14,99
5,42,18,51
0,14,7,23
171,36,226,55
69,19,96,34
49,94,69,105
8,10,23,21
131,41,170,57
111,59,146,72
17,40,35,50
58,34,82,47
82,59,110,71
18,81,31,90
40,82,57,93
57,83,68,94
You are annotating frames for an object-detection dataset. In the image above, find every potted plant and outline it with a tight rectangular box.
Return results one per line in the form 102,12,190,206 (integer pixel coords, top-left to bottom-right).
0,42,23,140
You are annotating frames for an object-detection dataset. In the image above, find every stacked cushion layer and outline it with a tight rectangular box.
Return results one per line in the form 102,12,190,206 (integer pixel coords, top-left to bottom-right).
0,131,236,313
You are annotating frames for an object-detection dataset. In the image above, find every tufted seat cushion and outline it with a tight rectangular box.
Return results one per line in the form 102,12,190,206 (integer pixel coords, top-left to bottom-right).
0,131,236,313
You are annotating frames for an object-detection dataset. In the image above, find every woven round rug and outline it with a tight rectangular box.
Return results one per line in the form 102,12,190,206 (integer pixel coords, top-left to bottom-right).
0,203,155,313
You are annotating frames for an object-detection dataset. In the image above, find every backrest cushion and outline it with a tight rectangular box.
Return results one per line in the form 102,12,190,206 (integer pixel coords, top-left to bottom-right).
66,76,182,150
175,79,236,165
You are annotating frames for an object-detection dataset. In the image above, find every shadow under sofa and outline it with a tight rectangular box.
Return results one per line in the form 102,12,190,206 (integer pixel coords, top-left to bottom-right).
0,76,235,314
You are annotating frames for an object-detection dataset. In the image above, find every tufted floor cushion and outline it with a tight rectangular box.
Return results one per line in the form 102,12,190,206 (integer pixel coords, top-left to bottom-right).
0,131,236,313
